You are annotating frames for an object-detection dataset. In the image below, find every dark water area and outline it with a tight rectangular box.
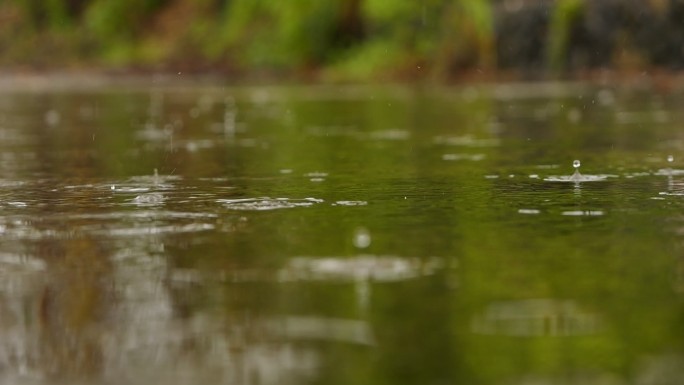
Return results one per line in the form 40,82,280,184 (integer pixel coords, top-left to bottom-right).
1,82,684,384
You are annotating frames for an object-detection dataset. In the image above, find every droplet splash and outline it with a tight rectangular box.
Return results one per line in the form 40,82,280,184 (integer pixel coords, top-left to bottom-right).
543,159,613,183
570,160,582,182
655,155,684,176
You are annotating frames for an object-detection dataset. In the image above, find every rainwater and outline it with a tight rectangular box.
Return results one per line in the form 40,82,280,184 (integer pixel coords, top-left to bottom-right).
0,81,682,384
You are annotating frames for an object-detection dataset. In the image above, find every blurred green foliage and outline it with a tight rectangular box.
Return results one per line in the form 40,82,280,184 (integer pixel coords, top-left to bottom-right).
547,0,584,71
1,0,684,79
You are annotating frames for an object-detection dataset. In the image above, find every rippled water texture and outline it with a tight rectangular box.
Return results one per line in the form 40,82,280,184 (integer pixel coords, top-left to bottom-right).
1,82,684,384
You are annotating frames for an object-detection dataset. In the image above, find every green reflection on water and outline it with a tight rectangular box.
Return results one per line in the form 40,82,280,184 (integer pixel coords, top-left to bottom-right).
0,85,683,384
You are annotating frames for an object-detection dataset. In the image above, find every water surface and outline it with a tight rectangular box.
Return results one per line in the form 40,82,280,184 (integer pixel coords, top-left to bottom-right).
0,83,683,384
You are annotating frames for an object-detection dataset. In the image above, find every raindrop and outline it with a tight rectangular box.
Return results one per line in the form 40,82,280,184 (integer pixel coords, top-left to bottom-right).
353,227,371,249
224,96,237,139
668,155,674,163
148,92,163,120
45,110,60,127
567,108,581,123
570,160,582,182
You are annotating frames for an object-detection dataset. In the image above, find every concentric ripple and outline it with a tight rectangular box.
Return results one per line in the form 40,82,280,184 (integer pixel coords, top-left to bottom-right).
217,197,324,211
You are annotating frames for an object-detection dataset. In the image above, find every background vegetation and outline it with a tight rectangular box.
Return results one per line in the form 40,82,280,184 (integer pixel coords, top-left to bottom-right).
2,0,684,80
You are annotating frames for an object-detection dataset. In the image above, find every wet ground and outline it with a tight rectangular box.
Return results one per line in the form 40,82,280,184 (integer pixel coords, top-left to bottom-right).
0,81,684,384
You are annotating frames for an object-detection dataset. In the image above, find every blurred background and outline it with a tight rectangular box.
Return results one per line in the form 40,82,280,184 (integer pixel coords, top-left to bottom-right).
3,0,684,81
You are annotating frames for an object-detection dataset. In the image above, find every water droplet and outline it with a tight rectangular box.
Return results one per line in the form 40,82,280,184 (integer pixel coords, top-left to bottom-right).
567,108,581,123
668,155,674,163
224,96,237,138
45,110,60,127
573,160,581,169
353,227,371,249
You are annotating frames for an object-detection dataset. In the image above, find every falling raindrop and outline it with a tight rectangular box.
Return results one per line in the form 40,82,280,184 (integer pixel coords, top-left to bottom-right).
45,110,60,127
668,155,674,163
224,96,236,139
353,227,371,249
573,159,581,169
148,92,163,120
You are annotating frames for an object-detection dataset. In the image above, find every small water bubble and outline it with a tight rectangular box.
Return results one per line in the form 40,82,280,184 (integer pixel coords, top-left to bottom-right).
573,160,581,169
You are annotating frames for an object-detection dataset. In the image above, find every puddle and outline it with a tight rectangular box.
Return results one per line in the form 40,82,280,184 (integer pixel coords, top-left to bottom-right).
0,85,682,385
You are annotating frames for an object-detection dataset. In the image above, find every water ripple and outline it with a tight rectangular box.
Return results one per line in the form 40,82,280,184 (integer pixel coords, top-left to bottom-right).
217,197,324,211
